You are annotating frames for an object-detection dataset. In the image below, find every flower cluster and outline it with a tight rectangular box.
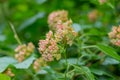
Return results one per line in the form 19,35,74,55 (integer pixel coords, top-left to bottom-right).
108,26,120,46
33,57,46,72
3,68,14,77
38,31,61,62
15,42,35,62
48,10,77,46
55,20,77,46
34,10,77,71
48,10,68,31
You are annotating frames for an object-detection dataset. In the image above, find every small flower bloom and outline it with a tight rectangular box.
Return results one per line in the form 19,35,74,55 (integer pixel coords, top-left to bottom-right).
108,25,120,46
33,57,46,72
15,42,35,62
38,31,61,62
54,20,77,46
46,30,53,40
42,53,53,61
48,10,68,30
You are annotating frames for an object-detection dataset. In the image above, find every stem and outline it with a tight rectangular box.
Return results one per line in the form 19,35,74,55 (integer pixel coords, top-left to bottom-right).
8,21,22,45
70,64,87,78
82,45,96,49
76,37,82,65
63,45,68,80
67,69,75,74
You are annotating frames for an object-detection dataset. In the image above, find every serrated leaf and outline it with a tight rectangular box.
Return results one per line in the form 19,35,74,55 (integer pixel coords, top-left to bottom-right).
36,70,47,75
0,57,17,73
102,57,119,65
96,44,120,61
91,68,114,78
72,65,95,80
91,69,105,75
14,55,35,69
81,66,95,80
0,74,11,80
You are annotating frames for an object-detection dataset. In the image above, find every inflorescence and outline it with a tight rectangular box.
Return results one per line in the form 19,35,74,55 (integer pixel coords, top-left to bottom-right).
15,42,35,62
14,10,77,72
34,10,77,71
108,26,120,46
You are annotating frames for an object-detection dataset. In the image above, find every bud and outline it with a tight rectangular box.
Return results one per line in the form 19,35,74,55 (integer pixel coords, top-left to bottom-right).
15,42,35,62
48,10,68,30
38,31,61,62
54,20,77,46
33,58,46,72
108,25,120,46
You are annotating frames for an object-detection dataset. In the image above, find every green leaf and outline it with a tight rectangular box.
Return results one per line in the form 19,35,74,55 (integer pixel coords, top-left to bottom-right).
96,44,120,61
14,55,35,69
0,57,17,73
60,58,77,65
18,12,45,31
81,66,95,80
72,23,81,32
91,68,114,78
0,74,11,80
91,68,106,76
107,2,115,9
102,57,119,65
35,70,47,76
0,35,6,42
72,65,95,80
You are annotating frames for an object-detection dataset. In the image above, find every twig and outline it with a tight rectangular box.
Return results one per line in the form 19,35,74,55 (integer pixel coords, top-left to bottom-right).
8,21,22,45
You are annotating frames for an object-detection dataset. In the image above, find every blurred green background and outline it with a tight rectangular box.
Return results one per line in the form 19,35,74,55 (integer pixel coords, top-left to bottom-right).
0,0,120,56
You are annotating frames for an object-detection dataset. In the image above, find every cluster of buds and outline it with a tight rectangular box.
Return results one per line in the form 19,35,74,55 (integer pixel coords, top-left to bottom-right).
108,26,120,46
48,10,68,31
38,31,61,62
48,10,77,46
3,68,15,77
33,57,46,72
55,20,77,46
15,42,35,62
35,10,77,71
88,10,99,22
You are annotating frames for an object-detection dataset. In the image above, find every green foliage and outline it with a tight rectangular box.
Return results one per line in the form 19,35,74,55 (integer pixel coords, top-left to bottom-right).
0,0,120,80
73,65,95,80
0,57,17,72
18,12,45,31
96,44,120,61
14,55,36,69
